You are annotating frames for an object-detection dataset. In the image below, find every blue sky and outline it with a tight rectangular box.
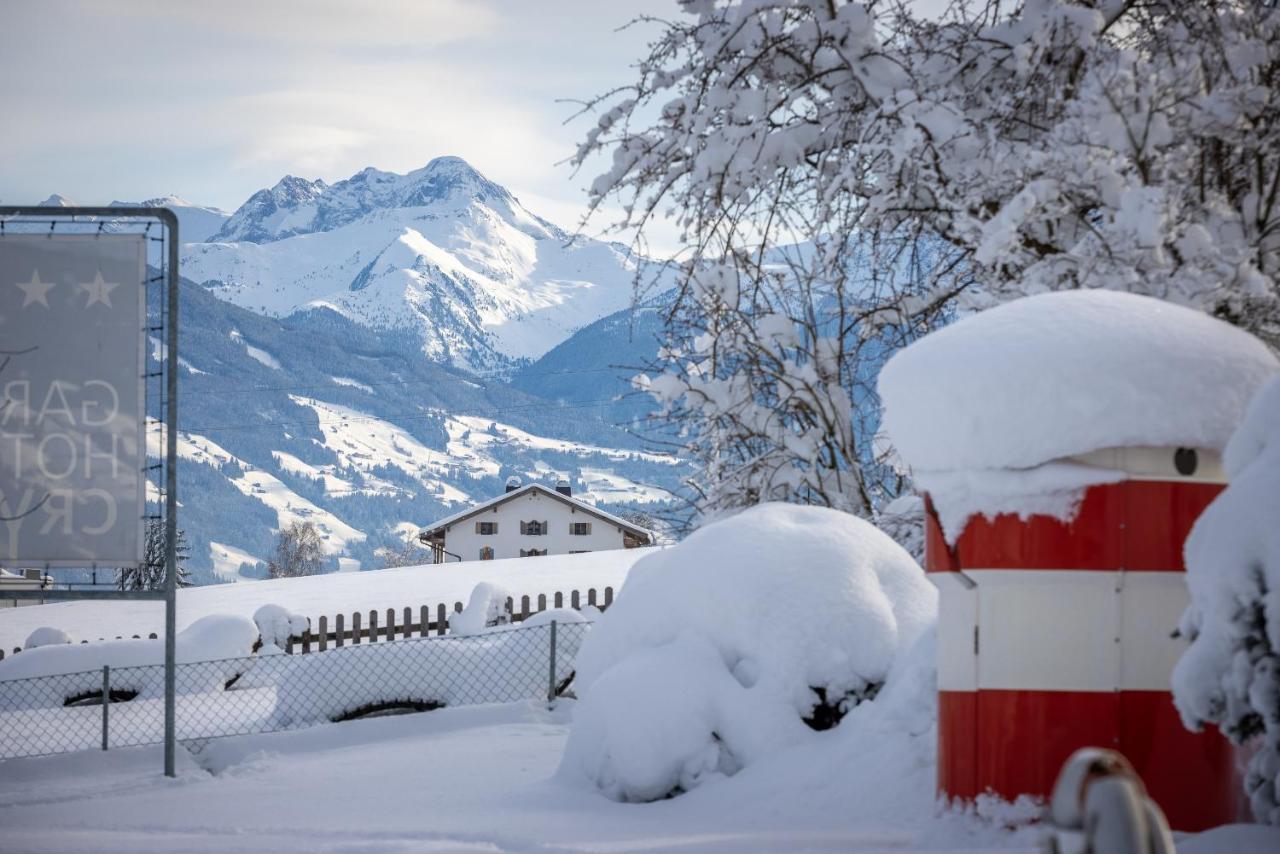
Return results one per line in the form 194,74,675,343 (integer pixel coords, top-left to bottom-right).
0,1,672,240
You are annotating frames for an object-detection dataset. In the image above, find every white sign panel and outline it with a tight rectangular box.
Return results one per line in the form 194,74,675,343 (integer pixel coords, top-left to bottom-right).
0,235,145,566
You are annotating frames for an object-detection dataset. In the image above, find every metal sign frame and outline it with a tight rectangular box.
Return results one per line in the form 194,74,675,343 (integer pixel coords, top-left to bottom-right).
0,205,180,776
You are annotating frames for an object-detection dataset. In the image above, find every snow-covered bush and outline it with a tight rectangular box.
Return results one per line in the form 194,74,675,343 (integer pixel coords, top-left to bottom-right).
1173,376,1280,824
558,503,936,802
449,582,514,636
253,603,311,650
23,627,74,650
0,614,260,711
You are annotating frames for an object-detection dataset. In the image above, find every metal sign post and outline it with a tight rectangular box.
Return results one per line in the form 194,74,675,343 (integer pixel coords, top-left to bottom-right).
0,206,179,776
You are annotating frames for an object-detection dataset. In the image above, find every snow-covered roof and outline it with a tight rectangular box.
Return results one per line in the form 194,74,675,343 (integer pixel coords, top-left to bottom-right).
419,483,652,542
879,290,1280,474
0,568,48,584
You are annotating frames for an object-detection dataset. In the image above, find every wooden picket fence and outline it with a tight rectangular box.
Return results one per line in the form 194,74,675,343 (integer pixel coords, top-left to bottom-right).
0,586,615,660
287,586,614,654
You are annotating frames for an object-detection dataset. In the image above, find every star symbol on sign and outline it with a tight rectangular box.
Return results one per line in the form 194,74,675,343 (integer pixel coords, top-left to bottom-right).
15,269,55,308
79,271,120,308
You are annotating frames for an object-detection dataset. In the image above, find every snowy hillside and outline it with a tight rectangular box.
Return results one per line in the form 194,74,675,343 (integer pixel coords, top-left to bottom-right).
183,157,652,371
141,279,681,584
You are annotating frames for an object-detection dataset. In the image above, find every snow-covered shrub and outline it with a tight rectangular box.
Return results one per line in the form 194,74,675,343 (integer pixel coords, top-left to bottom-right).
23,627,74,650
1173,376,1280,824
0,614,260,711
253,603,310,650
449,582,514,636
559,503,936,802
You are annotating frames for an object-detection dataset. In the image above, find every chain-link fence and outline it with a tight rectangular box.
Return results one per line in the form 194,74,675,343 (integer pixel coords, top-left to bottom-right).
0,620,588,760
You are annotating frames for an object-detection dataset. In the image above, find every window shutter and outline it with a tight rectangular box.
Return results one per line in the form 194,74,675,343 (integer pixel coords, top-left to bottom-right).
492,522,497,534
475,521,482,534
520,521,527,535
542,520,548,535
586,522,592,534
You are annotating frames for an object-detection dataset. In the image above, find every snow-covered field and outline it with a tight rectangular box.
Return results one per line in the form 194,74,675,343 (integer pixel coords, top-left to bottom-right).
0,549,646,652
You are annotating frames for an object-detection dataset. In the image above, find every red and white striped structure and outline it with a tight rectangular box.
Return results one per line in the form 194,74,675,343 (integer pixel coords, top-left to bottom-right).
927,446,1240,831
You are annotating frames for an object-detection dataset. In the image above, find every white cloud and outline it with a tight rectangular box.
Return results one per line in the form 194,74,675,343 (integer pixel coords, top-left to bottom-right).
0,0,680,253
101,0,498,47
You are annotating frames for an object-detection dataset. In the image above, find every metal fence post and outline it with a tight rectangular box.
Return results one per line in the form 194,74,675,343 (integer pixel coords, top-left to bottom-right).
101,665,110,751
547,620,558,705
163,211,179,779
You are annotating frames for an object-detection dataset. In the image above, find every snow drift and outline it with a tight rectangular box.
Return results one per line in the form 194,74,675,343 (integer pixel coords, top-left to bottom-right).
1173,376,1280,824
559,503,937,802
23,627,75,650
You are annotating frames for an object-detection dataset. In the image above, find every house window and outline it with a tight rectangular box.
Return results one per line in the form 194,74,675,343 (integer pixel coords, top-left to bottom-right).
519,548,547,558
479,547,494,561
520,520,547,536
475,521,497,535
569,550,591,554
570,522,592,536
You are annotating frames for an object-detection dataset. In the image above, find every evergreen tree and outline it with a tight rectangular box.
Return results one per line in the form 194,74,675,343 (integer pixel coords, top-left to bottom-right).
117,521,192,591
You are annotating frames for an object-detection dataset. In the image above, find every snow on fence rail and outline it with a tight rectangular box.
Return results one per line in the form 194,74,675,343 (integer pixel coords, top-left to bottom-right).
0,620,589,761
0,586,614,660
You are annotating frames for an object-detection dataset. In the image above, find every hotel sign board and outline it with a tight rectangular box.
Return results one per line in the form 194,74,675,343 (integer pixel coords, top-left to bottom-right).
0,235,145,567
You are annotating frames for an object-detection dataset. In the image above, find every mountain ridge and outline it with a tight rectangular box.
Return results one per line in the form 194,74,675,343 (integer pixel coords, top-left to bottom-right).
31,158,682,583
183,155,659,371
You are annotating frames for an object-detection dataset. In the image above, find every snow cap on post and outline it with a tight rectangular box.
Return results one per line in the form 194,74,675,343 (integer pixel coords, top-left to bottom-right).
878,290,1278,475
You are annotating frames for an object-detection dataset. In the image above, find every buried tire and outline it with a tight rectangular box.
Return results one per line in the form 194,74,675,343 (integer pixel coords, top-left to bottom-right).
330,698,445,723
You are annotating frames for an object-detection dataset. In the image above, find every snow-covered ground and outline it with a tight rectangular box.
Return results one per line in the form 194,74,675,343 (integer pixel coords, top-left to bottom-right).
0,700,1266,854
0,700,1013,854
0,549,646,652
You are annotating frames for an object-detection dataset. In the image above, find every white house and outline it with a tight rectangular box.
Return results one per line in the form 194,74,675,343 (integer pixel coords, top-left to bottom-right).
418,477,653,563
0,568,52,607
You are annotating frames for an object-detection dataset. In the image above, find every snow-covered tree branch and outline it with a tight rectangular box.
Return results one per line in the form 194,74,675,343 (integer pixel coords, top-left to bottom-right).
577,0,1280,524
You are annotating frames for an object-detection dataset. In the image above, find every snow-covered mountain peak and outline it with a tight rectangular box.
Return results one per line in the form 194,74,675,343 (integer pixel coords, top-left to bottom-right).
185,155,663,369
213,175,328,243
212,157,549,246
39,193,79,207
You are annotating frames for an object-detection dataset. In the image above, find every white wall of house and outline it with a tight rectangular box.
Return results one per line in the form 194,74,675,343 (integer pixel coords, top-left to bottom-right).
444,490,631,561
0,569,51,608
